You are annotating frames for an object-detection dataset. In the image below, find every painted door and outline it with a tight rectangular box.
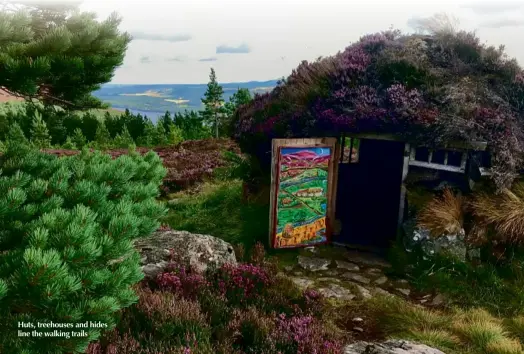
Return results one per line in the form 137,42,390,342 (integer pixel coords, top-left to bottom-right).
269,138,337,249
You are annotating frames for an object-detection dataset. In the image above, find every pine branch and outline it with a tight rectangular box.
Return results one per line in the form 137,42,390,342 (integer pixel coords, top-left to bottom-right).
1,85,85,110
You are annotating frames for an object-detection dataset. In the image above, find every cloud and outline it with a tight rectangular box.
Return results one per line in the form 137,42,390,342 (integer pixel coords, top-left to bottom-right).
461,2,523,14
216,43,251,54
166,56,188,62
199,57,218,62
479,18,524,28
131,31,192,42
140,56,151,64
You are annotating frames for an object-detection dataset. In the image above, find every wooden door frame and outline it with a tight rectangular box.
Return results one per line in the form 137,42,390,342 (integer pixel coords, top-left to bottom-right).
269,138,339,249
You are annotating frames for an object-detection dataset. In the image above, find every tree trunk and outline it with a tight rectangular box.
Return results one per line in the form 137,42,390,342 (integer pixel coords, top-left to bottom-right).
215,112,219,138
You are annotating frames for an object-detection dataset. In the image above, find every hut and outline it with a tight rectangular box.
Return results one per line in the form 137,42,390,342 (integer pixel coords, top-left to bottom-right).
233,30,524,251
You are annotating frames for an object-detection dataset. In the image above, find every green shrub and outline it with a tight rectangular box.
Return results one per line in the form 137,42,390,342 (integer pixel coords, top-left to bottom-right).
113,124,135,148
0,144,167,353
30,110,52,149
72,128,87,149
61,136,77,150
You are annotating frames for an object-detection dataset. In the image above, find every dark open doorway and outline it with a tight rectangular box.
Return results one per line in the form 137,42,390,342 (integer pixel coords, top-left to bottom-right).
333,138,406,250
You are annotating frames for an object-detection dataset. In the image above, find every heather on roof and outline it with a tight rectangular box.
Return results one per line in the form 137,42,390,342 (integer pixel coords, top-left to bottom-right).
233,30,524,189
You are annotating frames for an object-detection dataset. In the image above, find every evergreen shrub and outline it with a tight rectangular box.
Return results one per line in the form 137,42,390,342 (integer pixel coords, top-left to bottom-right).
0,144,167,353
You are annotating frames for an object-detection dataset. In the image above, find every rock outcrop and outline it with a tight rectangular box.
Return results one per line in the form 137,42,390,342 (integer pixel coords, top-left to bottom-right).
135,230,237,278
344,340,445,354
403,218,467,262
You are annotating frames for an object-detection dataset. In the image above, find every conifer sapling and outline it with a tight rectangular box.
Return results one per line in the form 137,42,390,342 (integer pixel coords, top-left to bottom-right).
72,128,87,149
94,122,111,150
0,144,167,353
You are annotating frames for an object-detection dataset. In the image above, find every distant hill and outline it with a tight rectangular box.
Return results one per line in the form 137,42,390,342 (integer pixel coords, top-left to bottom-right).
93,80,279,120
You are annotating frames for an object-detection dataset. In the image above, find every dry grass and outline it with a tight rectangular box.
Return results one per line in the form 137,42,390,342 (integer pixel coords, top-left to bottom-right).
470,183,524,245
503,316,524,343
366,296,524,354
452,309,511,353
405,328,461,352
417,188,464,237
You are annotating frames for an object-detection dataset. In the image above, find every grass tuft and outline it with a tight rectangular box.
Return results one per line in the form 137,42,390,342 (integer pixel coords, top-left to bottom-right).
503,316,524,343
365,296,524,354
470,182,524,245
417,188,464,237
163,180,269,248
404,328,460,352
366,295,449,334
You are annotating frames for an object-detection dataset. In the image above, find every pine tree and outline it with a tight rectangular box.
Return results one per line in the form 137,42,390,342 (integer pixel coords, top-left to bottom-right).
62,136,77,149
6,122,30,147
72,128,87,149
223,88,252,136
201,68,225,138
30,110,52,148
113,124,135,148
94,121,111,150
0,2,131,109
138,120,155,147
154,121,168,146
0,144,167,353
159,111,173,135
168,123,184,145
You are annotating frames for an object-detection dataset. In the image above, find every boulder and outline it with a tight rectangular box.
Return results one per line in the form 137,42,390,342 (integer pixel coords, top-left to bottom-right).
344,340,445,354
403,218,467,262
135,230,237,278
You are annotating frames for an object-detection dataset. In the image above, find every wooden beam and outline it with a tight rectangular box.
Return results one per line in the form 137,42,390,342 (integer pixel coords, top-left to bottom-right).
345,133,403,142
346,132,488,151
408,159,466,173
445,141,488,151
398,143,410,230
460,152,467,170
332,141,341,223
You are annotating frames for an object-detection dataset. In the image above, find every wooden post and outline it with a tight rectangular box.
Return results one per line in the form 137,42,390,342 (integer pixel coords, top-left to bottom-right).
268,140,279,247
398,143,410,229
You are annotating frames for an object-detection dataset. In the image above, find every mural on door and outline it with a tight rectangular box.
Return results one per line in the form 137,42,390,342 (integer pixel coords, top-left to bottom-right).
273,147,331,248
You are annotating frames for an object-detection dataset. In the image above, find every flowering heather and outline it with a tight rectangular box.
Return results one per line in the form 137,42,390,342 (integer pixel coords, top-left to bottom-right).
233,29,524,189
212,263,273,302
134,289,207,325
338,44,370,74
46,138,242,193
386,84,422,110
516,71,524,84
156,264,209,299
227,307,277,351
302,289,325,317
273,314,343,354
86,331,140,354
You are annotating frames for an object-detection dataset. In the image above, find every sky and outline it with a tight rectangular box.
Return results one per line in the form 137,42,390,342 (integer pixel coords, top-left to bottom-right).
78,0,524,84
